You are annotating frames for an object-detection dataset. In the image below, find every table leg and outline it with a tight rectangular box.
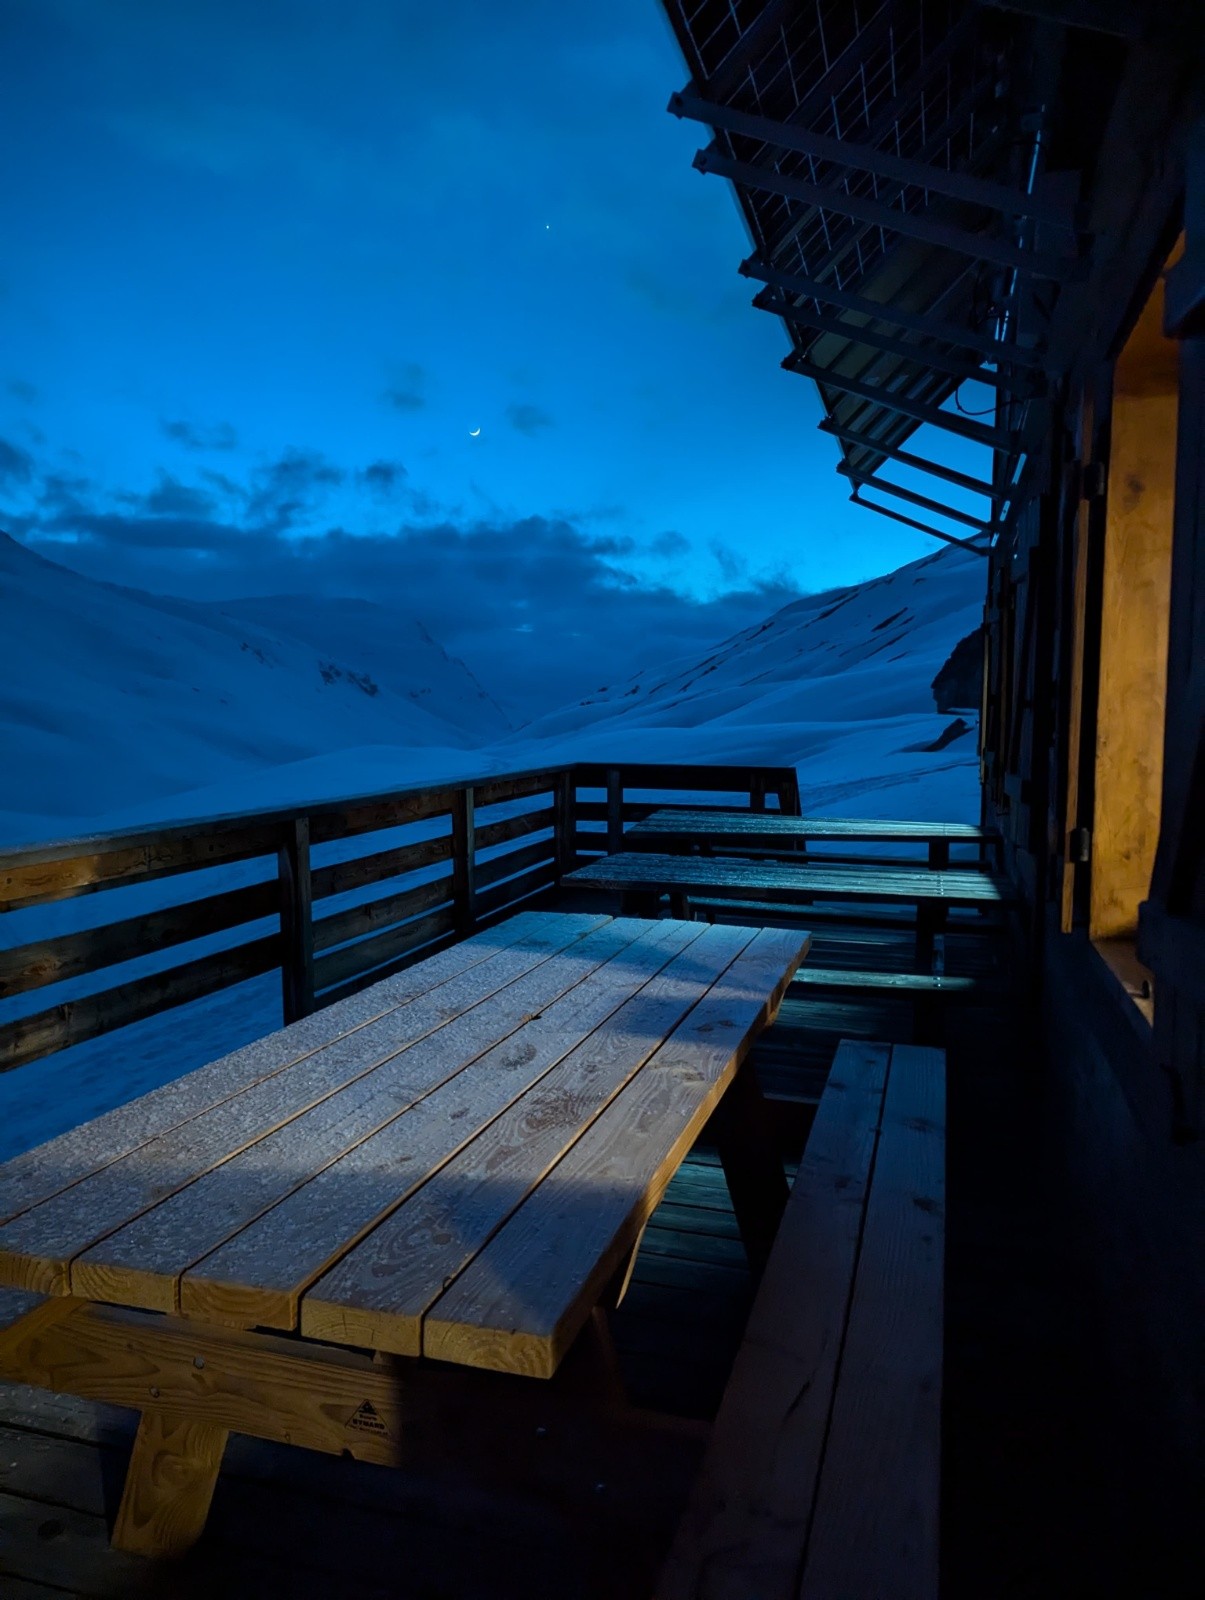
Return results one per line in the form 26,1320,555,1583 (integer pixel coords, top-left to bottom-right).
707,1061,789,1279
668,891,691,921
915,901,948,971
928,839,950,869
113,1410,228,1558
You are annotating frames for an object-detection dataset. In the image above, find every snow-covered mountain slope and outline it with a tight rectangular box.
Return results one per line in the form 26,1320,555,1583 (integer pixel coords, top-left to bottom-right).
505,544,986,821
0,533,509,838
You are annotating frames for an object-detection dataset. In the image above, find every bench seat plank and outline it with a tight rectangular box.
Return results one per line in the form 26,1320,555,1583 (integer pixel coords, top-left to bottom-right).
658,1040,891,1600
799,1044,944,1599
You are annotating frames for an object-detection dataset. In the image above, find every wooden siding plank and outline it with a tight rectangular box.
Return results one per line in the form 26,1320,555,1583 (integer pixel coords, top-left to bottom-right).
297,922,754,1354
658,1040,890,1600
0,934,281,1076
0,827,279,912
309,834,451,901
799,1044,945,1600
184,921,702,1332
0,879,279,1000
72,920,665,1316
417,926,809,1376
0,911,605,1228
311,874,454,958
474,806,556,852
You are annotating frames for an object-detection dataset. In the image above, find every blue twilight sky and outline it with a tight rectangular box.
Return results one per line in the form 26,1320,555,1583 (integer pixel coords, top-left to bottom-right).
0,0,987,711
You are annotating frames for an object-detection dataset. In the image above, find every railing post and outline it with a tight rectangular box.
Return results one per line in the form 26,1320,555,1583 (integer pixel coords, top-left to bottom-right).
452,786,477,934
277,817,315,1024
606,768,624,856
556,769,577,878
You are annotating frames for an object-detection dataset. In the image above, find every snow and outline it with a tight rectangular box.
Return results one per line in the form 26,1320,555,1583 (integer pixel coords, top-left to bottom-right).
0,533,986,1158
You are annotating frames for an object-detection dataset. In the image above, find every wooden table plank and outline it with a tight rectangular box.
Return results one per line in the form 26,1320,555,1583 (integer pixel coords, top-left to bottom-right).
630,809,991,844
0,914,615,1295
296,921,763,1355
69,919,669,1314
657,1040,890,1600
174,921,702,1330
799,1044,945,1600
565,852,1012,906
418,926,809,1377
0,909,603,1228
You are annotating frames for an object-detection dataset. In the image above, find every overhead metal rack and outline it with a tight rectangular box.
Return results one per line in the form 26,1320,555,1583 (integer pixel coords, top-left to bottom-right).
659,0,1098,551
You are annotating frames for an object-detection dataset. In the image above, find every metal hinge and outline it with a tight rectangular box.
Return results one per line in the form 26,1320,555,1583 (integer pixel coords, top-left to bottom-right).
1069,826,1091,863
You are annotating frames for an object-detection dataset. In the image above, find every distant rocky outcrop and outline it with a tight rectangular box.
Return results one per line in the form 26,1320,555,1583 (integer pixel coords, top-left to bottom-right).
932,626,983,713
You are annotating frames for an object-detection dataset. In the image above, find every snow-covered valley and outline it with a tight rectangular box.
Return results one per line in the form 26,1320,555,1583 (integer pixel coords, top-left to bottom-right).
2,533,985,847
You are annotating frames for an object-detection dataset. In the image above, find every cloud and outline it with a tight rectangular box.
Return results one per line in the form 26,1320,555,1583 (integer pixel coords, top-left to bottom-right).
7,379,38,404
652,529,689,558
506,402,553,436
357,459,408,496
0,437,34,486
381,386,426,412
9,441,801,717
162,417,239,451
381,362,428,413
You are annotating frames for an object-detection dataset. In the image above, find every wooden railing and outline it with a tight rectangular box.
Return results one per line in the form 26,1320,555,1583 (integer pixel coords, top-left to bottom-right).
0,762,800,1074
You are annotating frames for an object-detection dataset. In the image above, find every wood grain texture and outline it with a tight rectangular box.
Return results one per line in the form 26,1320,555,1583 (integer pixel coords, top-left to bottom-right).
658,1041,890,1600
0,1299,409,1464
630,809,990,845
0,913,611,1291
419,926,808,1376
72,918,660,1316
0,908,576,1228
111,1410,228,1558
566,852,1013,907
799,1044,945,1600
297,922,750,1354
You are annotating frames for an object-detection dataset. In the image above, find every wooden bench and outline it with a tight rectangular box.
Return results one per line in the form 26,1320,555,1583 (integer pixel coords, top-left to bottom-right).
564,851,1013,970
659,1039,945,1600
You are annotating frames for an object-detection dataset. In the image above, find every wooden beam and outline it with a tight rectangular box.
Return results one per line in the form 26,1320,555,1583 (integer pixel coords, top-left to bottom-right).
742,257,1044,368
672,91,1072,228
783,351,1015,449
277,817,315,1025
111,1411,228,1558
851,492,992,554
451,786,477,936
819,419,1000,498
697,147,1081,281
840,466,1000,533
756,290,1034,395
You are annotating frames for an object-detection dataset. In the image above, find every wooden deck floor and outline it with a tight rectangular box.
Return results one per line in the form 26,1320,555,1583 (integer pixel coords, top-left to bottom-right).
1,896,1183,1598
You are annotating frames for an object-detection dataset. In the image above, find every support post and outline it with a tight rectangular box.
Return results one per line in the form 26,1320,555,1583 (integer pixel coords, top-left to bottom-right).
749,774,767,812
277,817,314,1024
555,769,577,879
606,768,624,856
706,1061,790,1279
452,787,477,935
113,1411,228,1558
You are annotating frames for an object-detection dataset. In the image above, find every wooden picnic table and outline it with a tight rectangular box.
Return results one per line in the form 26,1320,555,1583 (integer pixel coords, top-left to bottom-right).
0,908,807,1558
563,852,1014,969
628,808,997,868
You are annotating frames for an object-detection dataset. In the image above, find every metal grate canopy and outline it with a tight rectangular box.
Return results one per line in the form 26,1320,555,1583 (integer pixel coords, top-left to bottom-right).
659,0,1104,549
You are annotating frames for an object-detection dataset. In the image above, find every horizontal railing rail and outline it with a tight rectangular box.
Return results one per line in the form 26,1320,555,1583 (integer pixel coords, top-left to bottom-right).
0,761,801,1074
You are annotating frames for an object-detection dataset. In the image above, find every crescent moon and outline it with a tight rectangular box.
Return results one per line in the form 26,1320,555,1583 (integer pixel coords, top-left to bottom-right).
469,427,481,437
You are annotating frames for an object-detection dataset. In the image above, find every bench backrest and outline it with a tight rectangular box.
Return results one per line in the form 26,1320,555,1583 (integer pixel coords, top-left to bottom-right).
658,1038,945,1599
